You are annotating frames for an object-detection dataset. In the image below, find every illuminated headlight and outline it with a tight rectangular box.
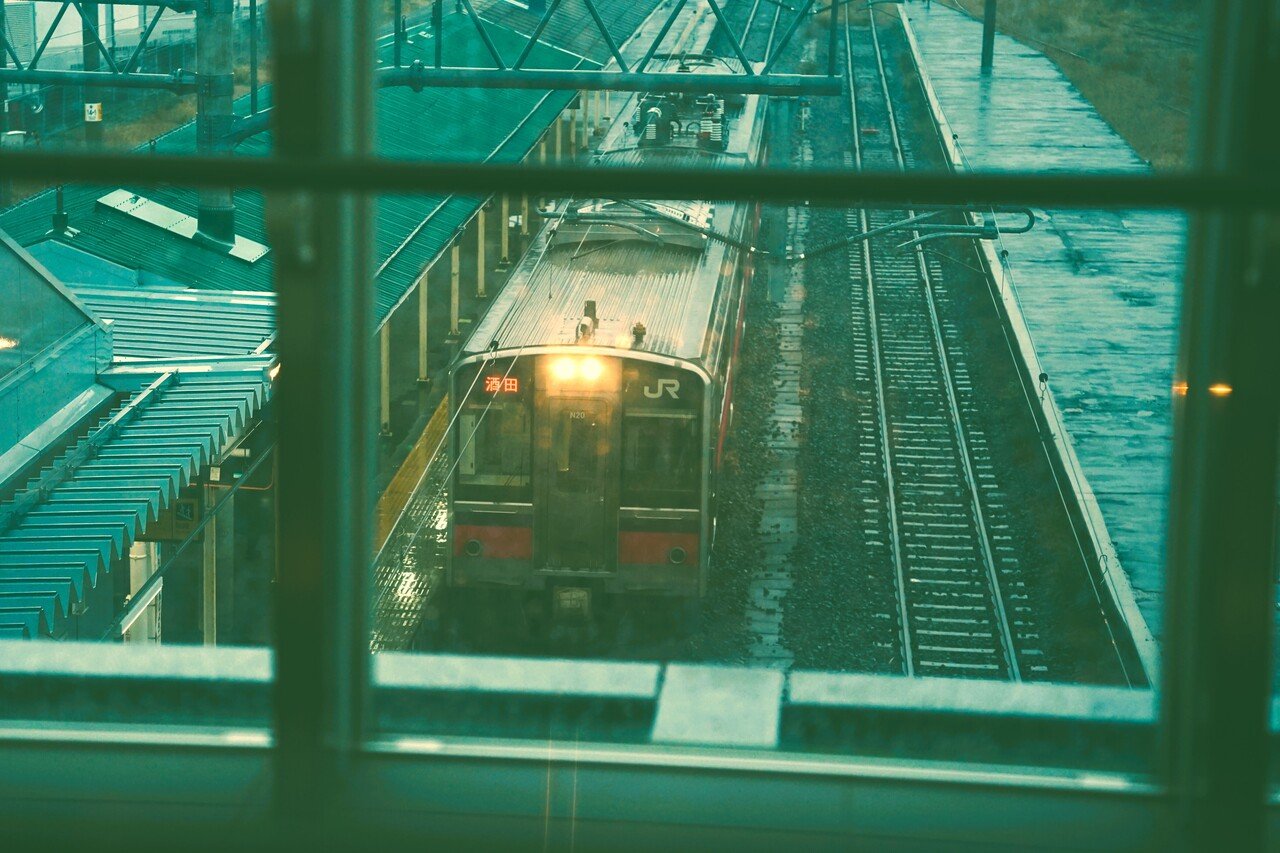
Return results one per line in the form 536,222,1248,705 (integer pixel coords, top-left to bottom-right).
551,357,577,381
550,356,606,382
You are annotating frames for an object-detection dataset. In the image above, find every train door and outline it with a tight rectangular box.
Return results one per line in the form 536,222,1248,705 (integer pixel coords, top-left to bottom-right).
544,397,613,569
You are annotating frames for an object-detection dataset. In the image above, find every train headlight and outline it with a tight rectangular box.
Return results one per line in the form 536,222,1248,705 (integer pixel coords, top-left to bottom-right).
580,357,604,381
551,357,577,381
464,539,483,557
668,546,687,565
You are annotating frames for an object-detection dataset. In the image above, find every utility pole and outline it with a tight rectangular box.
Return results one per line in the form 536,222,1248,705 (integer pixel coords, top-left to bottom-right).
980,0,996,73
82,3,104,147
196,0,237,246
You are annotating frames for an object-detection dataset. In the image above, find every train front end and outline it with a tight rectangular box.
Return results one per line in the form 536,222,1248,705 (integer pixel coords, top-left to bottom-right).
448,349,710,623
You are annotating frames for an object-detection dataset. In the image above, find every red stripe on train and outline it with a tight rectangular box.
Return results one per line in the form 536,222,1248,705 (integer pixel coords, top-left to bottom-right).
454,525,533,559
618,531,700,567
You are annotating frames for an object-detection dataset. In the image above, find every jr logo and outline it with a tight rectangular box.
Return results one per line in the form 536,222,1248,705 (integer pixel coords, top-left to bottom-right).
643,379,681,400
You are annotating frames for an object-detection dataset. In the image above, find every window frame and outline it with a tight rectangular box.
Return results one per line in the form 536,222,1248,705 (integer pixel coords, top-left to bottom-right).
0,0,1277,847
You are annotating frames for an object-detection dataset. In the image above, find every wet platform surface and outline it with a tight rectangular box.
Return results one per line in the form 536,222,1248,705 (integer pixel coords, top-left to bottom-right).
906,4,1183,637
372,401,450,651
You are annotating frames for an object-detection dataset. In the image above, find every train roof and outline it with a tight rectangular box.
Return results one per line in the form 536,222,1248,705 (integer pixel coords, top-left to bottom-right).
462,85,765,365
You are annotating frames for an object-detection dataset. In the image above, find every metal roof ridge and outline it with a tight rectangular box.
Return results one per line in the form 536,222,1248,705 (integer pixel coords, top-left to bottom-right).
0,228,107,334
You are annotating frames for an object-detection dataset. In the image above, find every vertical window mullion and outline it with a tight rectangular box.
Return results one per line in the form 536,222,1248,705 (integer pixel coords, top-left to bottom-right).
1162,0,1280,847
267,0,375,823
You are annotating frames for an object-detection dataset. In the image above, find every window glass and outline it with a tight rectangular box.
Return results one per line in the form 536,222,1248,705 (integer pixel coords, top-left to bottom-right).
0,0,1221,786
0,0,278,728
361,0,1196,773
553,404,602,485
622,413,699,507
459,401,531,488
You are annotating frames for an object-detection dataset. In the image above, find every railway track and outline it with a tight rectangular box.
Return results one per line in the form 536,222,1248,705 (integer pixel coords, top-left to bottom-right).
845,12,1042,680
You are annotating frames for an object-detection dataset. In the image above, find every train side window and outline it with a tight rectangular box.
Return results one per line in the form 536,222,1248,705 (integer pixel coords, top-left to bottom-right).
622,412,700,507
459,401,531,489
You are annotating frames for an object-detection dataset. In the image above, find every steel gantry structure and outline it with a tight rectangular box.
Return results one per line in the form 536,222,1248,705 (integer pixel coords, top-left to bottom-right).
0,0,843,112
378,0,841,95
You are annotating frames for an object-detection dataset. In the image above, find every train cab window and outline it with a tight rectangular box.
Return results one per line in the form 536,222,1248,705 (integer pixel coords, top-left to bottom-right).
553,405,602,487
622,412,700,507
459,401,531,495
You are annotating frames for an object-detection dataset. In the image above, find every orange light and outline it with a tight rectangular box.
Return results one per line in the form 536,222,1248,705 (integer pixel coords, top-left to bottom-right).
1208,383,1233,397
551,357,577,381
580,357,604,381
1172,381,1188,396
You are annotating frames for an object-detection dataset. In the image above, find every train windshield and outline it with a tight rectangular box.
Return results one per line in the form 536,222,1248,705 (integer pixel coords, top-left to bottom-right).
459,400,532,495
622,412,700,507
553,405,603,487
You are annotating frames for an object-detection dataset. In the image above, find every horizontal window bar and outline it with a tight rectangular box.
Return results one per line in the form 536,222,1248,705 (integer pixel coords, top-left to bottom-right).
0,151,1275,209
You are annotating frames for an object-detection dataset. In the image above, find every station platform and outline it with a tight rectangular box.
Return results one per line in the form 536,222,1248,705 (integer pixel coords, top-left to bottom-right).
904,3,1182,639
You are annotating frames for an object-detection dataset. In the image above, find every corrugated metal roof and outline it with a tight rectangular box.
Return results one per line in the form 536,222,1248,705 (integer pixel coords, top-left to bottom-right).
466,87,766,361
70,285,275,362
0,365,271,639
472,237,721,359
472,0,663,64
0,9,608,326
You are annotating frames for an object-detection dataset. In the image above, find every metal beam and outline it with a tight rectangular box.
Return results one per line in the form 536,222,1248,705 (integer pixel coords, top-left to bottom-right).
28,0,195,7
512,0,563,69
0,150,1277,210
0,68,196,91
266,0,375,826
378,65,840,95
1161,0,1280,847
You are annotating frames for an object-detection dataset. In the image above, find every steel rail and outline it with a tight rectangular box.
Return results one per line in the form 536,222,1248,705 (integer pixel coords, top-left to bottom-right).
844,17,914,677
864,10,1020,680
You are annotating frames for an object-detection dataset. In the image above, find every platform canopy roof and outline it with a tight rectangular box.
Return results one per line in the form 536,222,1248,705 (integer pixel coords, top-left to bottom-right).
0,362,273,639
0,2,661,326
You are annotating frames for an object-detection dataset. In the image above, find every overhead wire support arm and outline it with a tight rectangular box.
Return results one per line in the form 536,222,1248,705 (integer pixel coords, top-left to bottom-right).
397,0,838,94
27,2,73,70
2,32,25,71
703,0,755,76
457,0,507,69
896,207,1036,250
762,0,817,75
123,6,166,74
512,0,564,70
1,0,193,90
581,0,629,73
72,0,121,74
637,0,689,73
